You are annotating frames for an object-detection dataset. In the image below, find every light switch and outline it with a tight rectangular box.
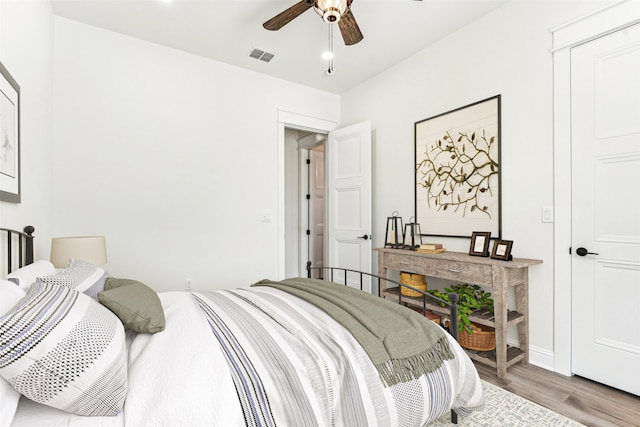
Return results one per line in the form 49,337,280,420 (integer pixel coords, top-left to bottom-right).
542,207,553,223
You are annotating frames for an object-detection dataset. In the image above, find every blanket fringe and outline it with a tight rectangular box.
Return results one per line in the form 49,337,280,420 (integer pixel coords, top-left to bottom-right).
376,336,455,387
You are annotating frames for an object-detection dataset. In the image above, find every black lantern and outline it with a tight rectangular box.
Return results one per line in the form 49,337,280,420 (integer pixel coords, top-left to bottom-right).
384,211,403,249
403,217,423,250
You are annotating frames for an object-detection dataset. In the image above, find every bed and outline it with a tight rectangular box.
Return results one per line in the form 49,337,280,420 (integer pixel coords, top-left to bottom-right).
1,226,483,426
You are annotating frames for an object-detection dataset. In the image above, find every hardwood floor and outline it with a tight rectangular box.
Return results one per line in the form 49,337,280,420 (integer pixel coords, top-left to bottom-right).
474,362,640,427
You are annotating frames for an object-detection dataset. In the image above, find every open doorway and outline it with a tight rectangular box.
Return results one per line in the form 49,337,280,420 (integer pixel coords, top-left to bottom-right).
277,111,370,285
284,128,326,278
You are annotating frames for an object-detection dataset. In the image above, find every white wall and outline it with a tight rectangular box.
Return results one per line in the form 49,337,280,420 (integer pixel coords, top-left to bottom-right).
341,0,610,369
0,0,54,273
52,18,340,292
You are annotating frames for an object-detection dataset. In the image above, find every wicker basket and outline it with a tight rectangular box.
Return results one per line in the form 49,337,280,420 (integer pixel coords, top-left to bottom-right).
458,324,496,351
400,272,427,297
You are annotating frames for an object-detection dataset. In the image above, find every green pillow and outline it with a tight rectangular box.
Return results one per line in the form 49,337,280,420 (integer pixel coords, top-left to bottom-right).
98,278,165,333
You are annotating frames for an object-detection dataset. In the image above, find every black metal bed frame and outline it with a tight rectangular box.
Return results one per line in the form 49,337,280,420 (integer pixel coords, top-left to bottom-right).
306,262,460,342
1,226,35,274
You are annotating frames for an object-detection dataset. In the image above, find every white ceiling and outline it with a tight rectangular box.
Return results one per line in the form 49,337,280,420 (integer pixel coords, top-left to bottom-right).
50,0,510,94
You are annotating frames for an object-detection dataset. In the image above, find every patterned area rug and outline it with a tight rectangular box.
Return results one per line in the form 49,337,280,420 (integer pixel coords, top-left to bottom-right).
429,380,586,427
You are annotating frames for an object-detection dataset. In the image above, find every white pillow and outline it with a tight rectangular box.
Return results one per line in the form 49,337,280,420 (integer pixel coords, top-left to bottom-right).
37,259,110,300
0,280,26,427
0,279,26,315
5,260,56,290
0,282,128,416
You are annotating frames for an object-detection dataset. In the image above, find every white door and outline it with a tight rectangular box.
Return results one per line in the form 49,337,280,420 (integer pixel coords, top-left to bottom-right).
326,121,372,291
571,23,640,396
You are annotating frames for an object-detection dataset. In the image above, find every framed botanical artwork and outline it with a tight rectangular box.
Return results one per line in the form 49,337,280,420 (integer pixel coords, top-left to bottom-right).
469,231,491,257
415,95,501,238
491,239,513,261
0,61,20,203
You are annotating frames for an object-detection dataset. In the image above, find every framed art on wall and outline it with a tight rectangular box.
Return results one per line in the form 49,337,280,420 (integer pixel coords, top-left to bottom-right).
0,61,20,203
415,95,501,238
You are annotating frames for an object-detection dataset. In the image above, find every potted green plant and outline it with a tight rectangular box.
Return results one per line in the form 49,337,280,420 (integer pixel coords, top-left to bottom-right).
428,283,496,351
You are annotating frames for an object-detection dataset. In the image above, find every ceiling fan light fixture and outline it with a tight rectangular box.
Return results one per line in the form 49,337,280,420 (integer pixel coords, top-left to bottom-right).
314,0,348,23
321,51,334,60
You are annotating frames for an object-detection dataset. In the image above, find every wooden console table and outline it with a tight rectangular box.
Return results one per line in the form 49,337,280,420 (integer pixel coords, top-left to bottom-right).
375,248,542,379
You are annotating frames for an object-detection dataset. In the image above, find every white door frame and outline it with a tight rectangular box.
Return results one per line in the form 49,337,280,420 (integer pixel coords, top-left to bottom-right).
277,110,337,279
551,0,640,376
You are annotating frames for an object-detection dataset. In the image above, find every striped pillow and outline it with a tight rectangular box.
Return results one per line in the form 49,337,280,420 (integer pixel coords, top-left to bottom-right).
37,259,110,300
0,282,128,416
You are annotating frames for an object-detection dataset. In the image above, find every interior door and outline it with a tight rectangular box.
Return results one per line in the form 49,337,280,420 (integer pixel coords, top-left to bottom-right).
326,121,372,291
571,23,640,396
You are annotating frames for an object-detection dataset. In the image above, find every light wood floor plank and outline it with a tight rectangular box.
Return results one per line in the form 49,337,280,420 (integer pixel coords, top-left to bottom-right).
474,362,640,427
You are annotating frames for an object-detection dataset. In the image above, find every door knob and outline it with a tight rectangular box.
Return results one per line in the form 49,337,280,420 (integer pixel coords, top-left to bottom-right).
576,247,599,256
357,234,371,240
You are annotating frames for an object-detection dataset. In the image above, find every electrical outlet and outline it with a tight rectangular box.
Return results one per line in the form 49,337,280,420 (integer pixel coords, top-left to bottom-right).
185,278,193,291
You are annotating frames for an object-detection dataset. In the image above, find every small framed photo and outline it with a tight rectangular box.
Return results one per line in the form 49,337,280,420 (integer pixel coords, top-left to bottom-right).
469,231,491,257
491,239,513,261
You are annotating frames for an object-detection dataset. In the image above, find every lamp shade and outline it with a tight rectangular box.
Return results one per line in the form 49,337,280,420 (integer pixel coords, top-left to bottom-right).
314,0,348,23
50,236,108,268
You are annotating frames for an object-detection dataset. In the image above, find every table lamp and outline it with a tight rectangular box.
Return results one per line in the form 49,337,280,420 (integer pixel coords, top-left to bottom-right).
50,236,108,268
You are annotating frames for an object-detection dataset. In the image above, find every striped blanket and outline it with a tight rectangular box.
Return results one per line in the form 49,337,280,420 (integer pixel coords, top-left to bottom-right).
192,286,483,427
253,278,455,387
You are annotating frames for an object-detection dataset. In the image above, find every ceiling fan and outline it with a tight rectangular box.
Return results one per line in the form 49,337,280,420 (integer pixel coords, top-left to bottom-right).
263,0,422,46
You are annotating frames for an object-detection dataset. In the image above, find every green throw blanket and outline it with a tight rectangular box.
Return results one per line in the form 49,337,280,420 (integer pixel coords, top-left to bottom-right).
253,277,454,387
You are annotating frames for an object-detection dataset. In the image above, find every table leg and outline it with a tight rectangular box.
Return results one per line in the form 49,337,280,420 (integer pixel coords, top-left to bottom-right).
493,270,508,379
515,270,529,365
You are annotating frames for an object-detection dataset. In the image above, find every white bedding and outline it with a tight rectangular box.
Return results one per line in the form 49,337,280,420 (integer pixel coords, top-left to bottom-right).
10,287,483,427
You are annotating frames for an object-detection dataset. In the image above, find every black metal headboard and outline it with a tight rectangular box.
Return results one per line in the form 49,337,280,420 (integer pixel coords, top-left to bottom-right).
1,226,35,273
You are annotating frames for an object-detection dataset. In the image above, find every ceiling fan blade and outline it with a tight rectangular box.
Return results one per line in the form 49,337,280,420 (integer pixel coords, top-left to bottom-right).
263,0,314,31
338,9,363,46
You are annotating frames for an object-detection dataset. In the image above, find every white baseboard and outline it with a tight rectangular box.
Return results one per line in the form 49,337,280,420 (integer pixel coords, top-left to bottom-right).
506,338,557,373
528,345,556,372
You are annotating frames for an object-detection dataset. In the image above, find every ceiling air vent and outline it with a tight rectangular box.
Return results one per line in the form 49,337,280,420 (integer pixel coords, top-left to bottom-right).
249,48,275,63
